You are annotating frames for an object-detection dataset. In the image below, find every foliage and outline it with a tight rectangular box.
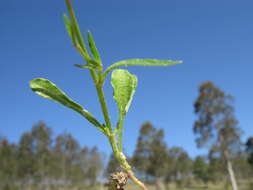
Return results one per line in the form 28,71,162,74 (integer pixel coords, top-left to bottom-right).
1,121,253,189
147,129,168,179
193,81,242,154
193,156,209,183
132,122,168,183
0,138,18,189
0,122,103,189
193,81,243,190
132,122,156,180
166,146,193,186
232,152,253,179
29,0,181,189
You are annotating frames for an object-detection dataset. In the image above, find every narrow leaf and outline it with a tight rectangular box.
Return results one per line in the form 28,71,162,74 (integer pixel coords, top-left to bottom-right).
74,64,95,70
104,59,182,78
30,78,82,111
65,0,89,56
63,14,74,44
74,58,101,70
111,69,137,115
113,59,182,67
29,78,103,132
87,31,101,64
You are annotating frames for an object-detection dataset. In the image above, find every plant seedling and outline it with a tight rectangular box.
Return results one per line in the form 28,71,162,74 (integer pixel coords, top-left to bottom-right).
29,0,182,189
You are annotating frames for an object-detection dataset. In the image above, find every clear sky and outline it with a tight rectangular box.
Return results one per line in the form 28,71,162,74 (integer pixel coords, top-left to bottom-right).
1,0,253,158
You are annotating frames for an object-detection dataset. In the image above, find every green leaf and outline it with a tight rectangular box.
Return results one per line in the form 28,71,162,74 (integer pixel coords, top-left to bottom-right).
74,58,101,70
87,31,101,64
104,59,182,78
63,14,74,44
113,59,182,67
65,0,89,56
29,78,104,132
30,78,82,111
74,64,95,70
111,69,138,115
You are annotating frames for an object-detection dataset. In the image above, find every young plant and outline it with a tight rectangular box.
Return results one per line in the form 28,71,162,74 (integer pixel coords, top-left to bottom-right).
29,0,182,189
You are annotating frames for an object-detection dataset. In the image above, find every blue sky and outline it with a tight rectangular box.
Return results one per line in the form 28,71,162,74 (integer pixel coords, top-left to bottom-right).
1,0,253,158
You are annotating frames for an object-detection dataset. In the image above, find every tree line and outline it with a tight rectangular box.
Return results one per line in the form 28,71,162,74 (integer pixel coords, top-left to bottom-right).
0,122,103,190
1,81,253,190
107,122,253,190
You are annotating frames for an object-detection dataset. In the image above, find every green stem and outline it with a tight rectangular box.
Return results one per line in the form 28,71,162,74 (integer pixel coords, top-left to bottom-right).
116,113,125,152
65,2,148,189
94,74,148,190
94,80,113,134
128,172,149,190
108,134,148,190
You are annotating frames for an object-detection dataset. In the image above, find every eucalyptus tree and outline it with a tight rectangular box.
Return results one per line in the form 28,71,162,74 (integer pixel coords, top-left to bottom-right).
132,122,168,190
166,147,192,185
17,132,35,188
148,129,168,190
193,81,242,190
53,133,80,183
0,138,18,189
132,122,156,181
193,156,209,184
83,147,104,186
31,121,53,184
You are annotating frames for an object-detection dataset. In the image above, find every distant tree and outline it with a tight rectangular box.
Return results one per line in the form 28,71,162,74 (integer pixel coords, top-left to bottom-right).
132,122,156,181
30,121,53,188
166,147,192,186
53,133,81,183
0,138,18,189
148,129,168,190
83,147,103,186
17,132,35,188
193,81,242,190
53,133,103,187
132,122,168,190
73,146,89,186
232,152,253,180
193,156,209,184
0,122,105,189
246,137,253,167
207,157,225,183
